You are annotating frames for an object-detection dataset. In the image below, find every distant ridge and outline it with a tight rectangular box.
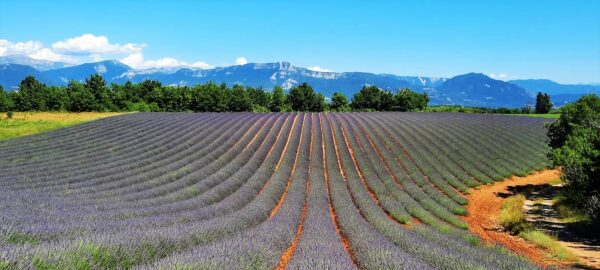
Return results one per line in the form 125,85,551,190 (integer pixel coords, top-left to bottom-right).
0,54,68,71
509,79,600,106
0,55,597,108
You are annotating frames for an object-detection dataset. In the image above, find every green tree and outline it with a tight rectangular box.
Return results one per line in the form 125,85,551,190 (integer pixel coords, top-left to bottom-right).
548,94,600,149
247,87,272,108
330,92,350,112
192,84,211,112
84,74,111,111
159,86,189,112
287,83,324,111
351,85,382,111
67,81,96,112
313,93,326,112
393,88,429,111
122,81,139,102
547,94,600,221
0,86,15,112
229,84,252,112
146,86,165,111
269,86,286,112
213,83,231,112
137,80,162,102
191,82,230,112
45,86,67,111
535,92,552,114
109,83,128,111
16,75,47,111
380,90,395,111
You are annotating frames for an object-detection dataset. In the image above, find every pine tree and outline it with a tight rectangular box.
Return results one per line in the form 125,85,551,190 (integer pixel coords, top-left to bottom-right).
535,92,552,114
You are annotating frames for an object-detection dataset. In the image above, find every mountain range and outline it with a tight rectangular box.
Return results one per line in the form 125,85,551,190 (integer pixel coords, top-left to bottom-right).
1,55,598,108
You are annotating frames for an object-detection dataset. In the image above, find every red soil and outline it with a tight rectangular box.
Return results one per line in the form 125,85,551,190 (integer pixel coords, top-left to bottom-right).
462,169,568,267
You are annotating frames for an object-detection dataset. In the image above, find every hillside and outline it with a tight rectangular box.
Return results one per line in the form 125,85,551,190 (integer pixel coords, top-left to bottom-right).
510,79,600,106
435,73,533,108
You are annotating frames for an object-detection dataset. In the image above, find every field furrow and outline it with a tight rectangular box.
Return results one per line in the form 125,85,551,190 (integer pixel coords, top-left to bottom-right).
0,112,551,269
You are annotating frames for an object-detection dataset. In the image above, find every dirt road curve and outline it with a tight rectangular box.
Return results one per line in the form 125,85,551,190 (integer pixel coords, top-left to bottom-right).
462,169,568,268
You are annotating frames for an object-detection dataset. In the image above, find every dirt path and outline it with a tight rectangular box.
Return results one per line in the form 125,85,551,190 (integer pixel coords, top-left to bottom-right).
462,169,567,267
523,185,600,268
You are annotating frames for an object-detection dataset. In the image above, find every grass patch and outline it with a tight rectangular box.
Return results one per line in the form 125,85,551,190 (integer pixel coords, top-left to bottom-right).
0,112,125,141
500,194,580,263
509,114,560,119
5,231,40,245
464,235,481,246
31,240,176,270
547,178,563,185
0,260,12,270
520,230,579,262
553,194,590,223
33,243,135,270
499,194,529,234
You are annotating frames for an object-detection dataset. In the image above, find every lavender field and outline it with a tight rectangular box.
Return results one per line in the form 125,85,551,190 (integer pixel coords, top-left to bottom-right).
0,112,551,269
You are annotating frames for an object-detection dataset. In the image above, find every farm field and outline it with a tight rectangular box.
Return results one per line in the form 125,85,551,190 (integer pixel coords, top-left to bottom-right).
0,112,125,141
0,112,552,269
509,114,560,119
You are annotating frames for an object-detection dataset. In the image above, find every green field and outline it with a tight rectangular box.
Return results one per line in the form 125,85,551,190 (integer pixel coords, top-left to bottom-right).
0,112,124,141
509,114,560,119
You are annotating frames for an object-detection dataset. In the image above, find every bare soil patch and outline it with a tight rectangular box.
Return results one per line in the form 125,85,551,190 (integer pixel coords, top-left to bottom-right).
462,170,567,267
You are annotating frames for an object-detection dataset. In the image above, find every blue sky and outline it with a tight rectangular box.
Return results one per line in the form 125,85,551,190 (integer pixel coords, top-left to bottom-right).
1,0,599,83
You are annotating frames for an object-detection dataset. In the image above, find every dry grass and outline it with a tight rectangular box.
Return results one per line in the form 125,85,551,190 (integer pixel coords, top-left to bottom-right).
0,112,125,141
1,112,124,122
520,230,579,262
499,194,528,233
552,194,590,223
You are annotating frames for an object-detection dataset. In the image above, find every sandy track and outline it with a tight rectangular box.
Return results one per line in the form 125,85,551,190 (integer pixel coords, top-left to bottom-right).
462,169,568,267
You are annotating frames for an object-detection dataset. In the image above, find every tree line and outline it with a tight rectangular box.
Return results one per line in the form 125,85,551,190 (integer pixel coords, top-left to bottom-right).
0,74,429,113
547,94,600,223
424,92,555,115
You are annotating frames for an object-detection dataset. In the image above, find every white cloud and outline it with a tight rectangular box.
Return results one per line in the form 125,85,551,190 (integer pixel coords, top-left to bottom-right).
28,48,65,62
90,54,105,62
120,52,213,70
307,66,333,72
235,57,248,65
191,61,214,69
489,73,509,80
0,39,44,55
52,34,144,55
0,39,75,63
1,35,212,70
120,53,144,68
144,57,187,68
